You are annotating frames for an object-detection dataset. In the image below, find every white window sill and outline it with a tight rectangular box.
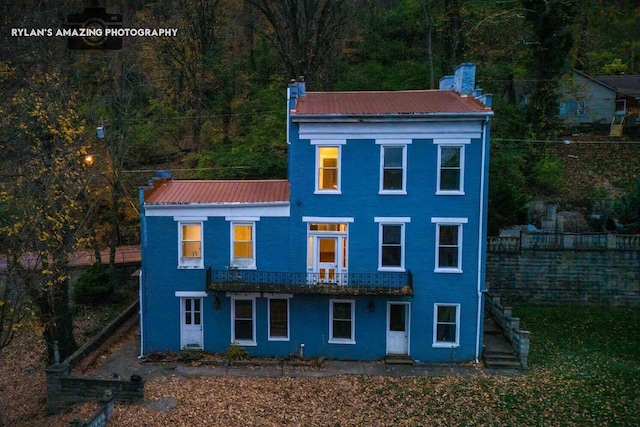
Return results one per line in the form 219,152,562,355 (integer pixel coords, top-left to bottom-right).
230,264,257,270
268,337,290,342
379,190,407,195
178,265,204,270
432,343,459,348
436,190,465,196
314,190,341,195
329,339,356,345
233,340,257,347
434,267,463,274
378,267,406,272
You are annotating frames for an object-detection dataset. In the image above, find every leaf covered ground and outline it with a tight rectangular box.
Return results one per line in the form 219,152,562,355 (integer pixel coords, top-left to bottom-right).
1,306,638,426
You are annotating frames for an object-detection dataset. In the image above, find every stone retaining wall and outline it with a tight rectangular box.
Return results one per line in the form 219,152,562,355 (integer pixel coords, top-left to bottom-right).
45,300,144,415
486,250,639,306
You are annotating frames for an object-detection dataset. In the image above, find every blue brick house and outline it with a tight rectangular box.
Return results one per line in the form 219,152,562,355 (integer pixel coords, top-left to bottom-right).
139,63,493,363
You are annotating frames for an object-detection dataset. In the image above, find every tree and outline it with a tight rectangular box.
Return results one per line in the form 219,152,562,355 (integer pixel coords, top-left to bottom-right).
521,0,577,137
247,0,351,89
0,71,88,362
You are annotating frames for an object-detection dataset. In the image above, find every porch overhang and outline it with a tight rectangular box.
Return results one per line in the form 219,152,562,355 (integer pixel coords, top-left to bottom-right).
206,268,413,296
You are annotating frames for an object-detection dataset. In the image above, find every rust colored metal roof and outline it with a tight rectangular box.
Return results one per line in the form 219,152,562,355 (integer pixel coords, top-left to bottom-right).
291,90,491,116
145,179,290,204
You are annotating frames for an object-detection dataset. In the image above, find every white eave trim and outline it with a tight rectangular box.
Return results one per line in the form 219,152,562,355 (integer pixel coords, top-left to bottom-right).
144,202,290,218
291,112,493,122
175,291,208,297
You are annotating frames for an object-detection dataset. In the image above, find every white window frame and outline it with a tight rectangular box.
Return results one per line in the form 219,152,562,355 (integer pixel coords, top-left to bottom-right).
231,295,257,346
177,220,204,269
433,303,460,348
375,217,410,272
379,144,407,194
434,140,468,195
267,294,291,341
329,299,355,344
314,144,342,194
230,221,257,269
432,217,467,273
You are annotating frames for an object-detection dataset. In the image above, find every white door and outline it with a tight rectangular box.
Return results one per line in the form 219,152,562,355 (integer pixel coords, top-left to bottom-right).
387,303,409,355
317,237,338,283
181,297,203,350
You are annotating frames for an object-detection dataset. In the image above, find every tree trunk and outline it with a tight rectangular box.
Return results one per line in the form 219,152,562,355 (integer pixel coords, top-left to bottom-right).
30,258,78,363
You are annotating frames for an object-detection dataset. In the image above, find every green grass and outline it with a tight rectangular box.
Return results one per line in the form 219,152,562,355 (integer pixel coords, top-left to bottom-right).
502,306,640,425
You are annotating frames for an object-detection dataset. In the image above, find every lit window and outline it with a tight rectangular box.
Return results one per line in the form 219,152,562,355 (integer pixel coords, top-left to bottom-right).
316,146,340,192
231,222,255,269
329,300,355,344
433,304,460,347
380,145,406,193
268,298,289,341
179,223,203,268
232,297,256,346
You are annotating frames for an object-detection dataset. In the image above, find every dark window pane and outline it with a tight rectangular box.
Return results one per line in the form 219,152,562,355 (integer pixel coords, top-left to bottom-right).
441,147,460,167
390,304,406,332
333,302,351,320
333,320,352,339
384,147,403,167
194,312,201,325
439,247,458,267
382,225,401,244
382,246,401,266
235,300,252,319
437,306,457,323
440,169,460,190
270,299,288,337
383,169,403,190
439,226,458,245
437,324,456,342
235,319,253,340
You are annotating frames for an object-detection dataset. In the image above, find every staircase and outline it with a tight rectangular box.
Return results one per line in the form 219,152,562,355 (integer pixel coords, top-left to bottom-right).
483,315,522,369
610,115,625,137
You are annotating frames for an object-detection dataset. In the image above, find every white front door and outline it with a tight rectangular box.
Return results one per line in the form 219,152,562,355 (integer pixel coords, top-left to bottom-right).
387,302,410,355
317,237,338,283
181,297,203,350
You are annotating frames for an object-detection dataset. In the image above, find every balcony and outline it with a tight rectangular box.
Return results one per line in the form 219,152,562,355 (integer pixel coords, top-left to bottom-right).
207,268,413,296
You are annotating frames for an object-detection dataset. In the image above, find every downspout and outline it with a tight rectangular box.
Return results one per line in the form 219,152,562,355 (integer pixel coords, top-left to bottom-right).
286,86,291,146
138,269,144,358
475,116,490,364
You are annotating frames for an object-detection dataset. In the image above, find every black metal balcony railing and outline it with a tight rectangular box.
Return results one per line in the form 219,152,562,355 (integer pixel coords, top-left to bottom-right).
207,268,413,296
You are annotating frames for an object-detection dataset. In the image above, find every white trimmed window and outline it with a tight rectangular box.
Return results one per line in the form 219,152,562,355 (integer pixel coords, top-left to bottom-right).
436,144,465,194
380,145,407,194
231,296,256,346
316,146,341,193
231,222,256,269
178,222,203,268
268,296,290,341
433,304,460,347
329,299,355,344
375,218,410,271
432,218,467,273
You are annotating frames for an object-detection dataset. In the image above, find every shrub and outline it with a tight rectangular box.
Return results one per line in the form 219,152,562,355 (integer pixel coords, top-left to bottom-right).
72,262,116,305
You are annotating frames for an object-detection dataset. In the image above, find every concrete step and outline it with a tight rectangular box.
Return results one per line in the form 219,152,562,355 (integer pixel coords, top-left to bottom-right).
484,357,522,369
384,355,414,365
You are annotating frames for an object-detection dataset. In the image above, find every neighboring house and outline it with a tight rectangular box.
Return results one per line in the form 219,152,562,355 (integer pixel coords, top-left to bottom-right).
139,63,494,363
513,70,639,134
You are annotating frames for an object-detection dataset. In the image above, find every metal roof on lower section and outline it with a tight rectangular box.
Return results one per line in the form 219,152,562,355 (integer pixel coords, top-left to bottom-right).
144,179,290,204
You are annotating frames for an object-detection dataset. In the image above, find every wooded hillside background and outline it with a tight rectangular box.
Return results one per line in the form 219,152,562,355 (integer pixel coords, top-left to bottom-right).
1,0,639,245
